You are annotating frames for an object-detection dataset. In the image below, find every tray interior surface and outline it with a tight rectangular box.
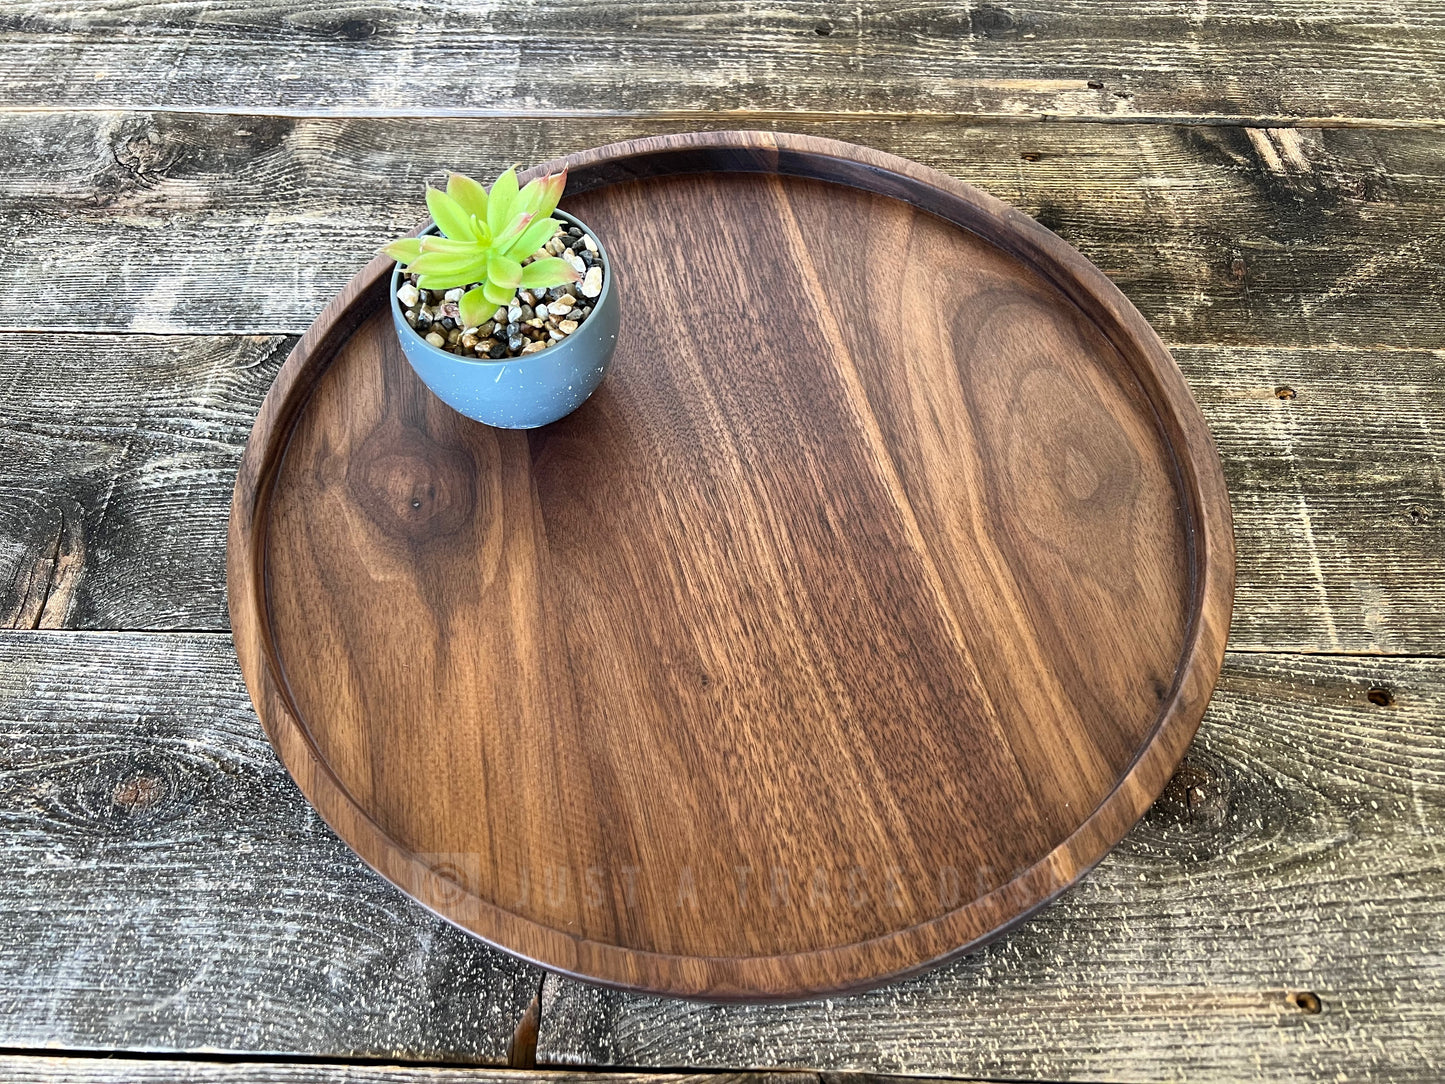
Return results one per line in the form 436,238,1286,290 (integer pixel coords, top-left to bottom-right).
238,141,1228,999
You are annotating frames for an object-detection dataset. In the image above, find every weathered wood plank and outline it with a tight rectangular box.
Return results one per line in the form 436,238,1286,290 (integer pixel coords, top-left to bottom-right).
0,630,540,1060
537,651,1445,1081
1,113,1441,349
0,335,284,631
2,334,1441,653
0,1,1441,123
0,1057,825,1084
4,633,1441,1074
1184,347,1445,656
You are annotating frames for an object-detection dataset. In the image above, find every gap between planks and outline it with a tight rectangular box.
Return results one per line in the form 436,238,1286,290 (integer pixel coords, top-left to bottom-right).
0,1050,1006,1084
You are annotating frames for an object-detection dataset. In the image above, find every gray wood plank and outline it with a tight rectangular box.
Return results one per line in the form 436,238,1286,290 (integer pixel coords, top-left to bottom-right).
2,334,1441,654
0,1056,825,1084
537,651,1445,1081
1,113,1441,349
0,1,1440,123
5,632,1441,1075
0,630,540,1061
0,335,283,631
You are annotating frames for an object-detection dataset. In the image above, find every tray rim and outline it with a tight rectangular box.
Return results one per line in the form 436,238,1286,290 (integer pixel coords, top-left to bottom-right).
227,129,1235,1001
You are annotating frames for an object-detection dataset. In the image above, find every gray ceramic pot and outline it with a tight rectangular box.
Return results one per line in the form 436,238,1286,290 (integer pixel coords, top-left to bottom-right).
389,210,618,429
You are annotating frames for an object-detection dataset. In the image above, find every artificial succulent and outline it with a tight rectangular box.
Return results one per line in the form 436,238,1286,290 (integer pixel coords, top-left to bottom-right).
384,166,578,329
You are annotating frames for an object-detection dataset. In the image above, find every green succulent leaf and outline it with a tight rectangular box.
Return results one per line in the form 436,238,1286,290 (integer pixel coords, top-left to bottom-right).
418,234,482,255
408,249,486,276
426,188,477,241
491,211,533,255
519,168,567,220
486,166,520,237
383,237,423,264
459,286,494,329
408,249,490,288
446,172,489,222
540,174,566,218
519,256,581,289
515,176,543,217
487,254,524,290
381,166,590,303
507,215,562,259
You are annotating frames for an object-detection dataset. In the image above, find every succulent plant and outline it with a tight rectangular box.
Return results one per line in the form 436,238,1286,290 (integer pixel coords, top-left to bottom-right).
384,166,579,329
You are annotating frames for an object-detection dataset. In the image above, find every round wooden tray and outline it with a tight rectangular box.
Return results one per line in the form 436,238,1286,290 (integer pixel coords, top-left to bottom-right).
228,131,1233,1001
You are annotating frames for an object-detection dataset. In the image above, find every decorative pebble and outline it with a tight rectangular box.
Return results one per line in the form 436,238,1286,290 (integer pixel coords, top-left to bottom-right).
494,306,508,323
521,340,547,354
397,282,420,307
519,290,535,306
564,250,586,274
424,331,446,348
582,234,598,254
549,294,575,312
489,342,507,359
558,319,579,335
580,266,603,298
443,287,464,302
507,303,523,323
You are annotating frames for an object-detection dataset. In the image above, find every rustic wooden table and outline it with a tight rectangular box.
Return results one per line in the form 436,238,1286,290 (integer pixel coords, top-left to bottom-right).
0,3,1440,1082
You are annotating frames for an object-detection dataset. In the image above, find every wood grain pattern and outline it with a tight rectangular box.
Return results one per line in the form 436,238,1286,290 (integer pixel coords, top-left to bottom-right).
0,333,285,630
0,0,1441,123
539,650,1445,1080
228,132,1232,998
0,1056,826,1084
4,112,1442,350
3,338,1440,653
0,0,1437,1069
0,629,540,1061
4,633,1440,1074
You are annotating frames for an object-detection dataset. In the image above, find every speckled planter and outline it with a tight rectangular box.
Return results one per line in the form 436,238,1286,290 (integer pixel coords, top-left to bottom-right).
389,210,618,429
